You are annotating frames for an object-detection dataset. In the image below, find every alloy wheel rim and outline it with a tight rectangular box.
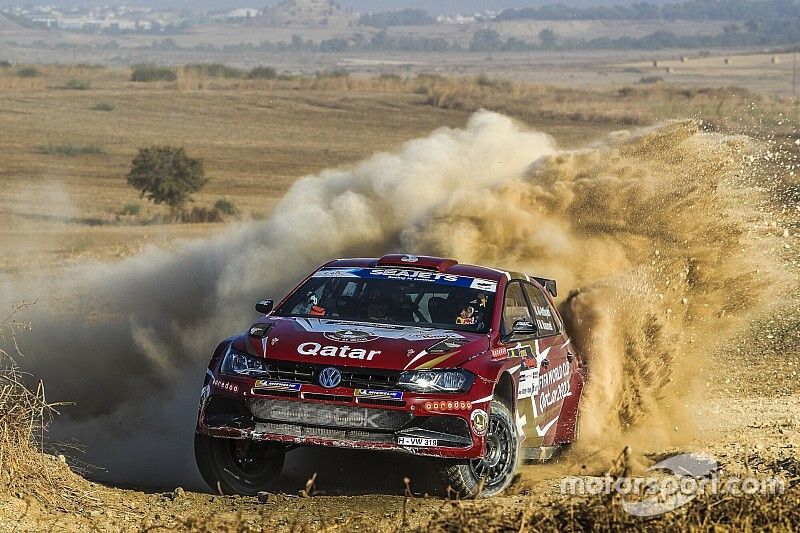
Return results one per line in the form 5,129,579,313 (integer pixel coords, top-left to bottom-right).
469,415,514,487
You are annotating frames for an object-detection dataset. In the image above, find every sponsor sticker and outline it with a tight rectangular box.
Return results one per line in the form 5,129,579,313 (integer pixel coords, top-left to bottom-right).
424,400,470,411
532,305,556,332
490,347,508,358
518,369,539,398
297,342,382,361
470,409,489,436
398,437,438,447
354,389,403,400
212,379,239,393
470,278,498,291
508,344,536,359
254,380,301,392
312,267,498,293
538,362,572,411
260,403,383,428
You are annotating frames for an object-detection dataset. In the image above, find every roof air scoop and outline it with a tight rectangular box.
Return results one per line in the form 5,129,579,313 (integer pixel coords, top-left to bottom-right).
376,254,458,272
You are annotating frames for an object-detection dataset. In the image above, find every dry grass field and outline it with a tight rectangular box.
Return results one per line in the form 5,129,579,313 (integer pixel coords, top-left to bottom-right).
0,66,625,274
0,68,471,273
1,65,797,275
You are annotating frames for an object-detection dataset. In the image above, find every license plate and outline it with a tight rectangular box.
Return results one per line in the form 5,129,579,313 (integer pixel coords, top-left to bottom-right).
397,437,438,447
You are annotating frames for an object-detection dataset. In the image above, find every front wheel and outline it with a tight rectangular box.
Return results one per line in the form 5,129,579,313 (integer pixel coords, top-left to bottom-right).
194,433,285,495
439,400,520,497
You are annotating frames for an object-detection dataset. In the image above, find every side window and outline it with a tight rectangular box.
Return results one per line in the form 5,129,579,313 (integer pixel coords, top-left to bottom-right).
502,282,534,336
523,283,560,337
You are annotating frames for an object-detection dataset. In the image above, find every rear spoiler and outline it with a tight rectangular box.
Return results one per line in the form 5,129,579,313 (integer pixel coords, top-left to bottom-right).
533,277,557,298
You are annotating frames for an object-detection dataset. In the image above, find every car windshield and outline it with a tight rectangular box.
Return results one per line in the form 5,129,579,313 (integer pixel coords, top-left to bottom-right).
274,267,497,333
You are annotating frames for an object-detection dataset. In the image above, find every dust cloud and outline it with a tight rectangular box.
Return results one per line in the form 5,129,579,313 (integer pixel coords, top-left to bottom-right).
406,119,783,473
0,112,779,489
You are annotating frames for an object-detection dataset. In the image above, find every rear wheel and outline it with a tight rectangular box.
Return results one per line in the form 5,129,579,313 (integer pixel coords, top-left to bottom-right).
439,400,520,497
194,433,285,495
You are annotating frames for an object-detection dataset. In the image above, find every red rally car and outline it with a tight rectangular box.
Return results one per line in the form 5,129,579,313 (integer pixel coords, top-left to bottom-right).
195,254,587,497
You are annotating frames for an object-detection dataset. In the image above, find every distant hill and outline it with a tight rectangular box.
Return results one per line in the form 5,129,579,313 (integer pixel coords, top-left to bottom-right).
3,1,683,15
260,0,356,26
0,13,27,31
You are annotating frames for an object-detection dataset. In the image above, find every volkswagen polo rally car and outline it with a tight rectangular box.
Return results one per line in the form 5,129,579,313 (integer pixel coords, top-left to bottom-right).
195,254,586,497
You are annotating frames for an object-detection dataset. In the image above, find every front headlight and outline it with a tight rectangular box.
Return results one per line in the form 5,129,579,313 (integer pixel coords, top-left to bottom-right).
220,345,269,377
397,369,474,393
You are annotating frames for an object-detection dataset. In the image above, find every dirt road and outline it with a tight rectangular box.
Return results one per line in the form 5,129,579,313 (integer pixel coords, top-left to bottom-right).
1,361,798,532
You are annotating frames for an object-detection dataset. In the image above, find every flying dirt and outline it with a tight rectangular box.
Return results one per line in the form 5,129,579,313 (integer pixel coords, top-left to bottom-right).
0,111,784,493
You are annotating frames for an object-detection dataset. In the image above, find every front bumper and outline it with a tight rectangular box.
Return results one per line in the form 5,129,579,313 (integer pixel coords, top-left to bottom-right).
196,370,491,459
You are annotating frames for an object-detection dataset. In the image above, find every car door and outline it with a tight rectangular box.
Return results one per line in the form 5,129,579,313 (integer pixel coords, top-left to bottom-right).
498,281,544,447
522,282,579,447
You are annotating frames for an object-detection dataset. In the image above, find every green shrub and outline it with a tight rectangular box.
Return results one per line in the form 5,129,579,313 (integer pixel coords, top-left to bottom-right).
0,60,11,68
62,78,90,90
213,198,237,215
120,202,141,216
37,144,105,156
187,63,243,78
180,206,222,223
416,73,444,82
92,101,115,111
17,67,40,78
130,65,177,82
474,73,510,90
476,73,492,86
315,69,349,79
127,145,208,210
247,66,277,80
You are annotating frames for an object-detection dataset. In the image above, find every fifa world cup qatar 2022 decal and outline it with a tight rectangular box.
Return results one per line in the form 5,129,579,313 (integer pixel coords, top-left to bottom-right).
511,340,572,438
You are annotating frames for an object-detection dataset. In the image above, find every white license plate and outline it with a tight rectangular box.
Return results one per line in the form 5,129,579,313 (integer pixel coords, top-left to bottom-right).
397,437,438,447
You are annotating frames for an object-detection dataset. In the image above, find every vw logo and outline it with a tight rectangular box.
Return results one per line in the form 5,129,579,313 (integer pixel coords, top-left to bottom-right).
318,367,342,388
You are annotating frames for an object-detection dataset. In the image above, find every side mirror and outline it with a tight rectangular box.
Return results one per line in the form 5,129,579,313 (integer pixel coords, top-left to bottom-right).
511,318,538,336
255,300,274,314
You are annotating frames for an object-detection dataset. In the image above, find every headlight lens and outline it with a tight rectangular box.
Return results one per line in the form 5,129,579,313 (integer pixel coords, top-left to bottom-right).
220,346,269,377
397,369,474,393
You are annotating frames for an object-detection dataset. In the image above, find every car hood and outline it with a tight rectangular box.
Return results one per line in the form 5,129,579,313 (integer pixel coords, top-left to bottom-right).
233,316,488,371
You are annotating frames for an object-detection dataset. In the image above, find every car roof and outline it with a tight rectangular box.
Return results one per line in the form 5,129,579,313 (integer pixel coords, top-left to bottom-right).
322,254,522,283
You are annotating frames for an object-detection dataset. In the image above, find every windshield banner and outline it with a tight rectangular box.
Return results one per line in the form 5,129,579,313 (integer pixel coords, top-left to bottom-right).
313,267,498,292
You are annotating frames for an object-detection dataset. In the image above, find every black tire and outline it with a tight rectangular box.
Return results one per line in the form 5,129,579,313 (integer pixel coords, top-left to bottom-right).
439,400,520,498
194,433,285,496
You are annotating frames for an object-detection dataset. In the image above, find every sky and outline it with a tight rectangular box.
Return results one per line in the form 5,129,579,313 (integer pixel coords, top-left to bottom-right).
0,1,680,15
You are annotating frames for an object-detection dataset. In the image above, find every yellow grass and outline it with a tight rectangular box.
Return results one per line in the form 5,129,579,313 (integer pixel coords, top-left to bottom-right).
0,64,796,275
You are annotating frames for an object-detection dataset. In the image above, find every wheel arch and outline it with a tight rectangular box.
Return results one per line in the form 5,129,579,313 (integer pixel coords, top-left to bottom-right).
493,371,516,413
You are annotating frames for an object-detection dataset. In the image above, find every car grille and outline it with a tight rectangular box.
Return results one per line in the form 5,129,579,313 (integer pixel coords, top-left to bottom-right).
254,422,394,443
248,398,412,431
262,361,401,390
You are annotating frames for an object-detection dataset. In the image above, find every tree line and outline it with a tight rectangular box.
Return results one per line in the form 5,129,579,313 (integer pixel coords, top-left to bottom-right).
495,0,800,22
